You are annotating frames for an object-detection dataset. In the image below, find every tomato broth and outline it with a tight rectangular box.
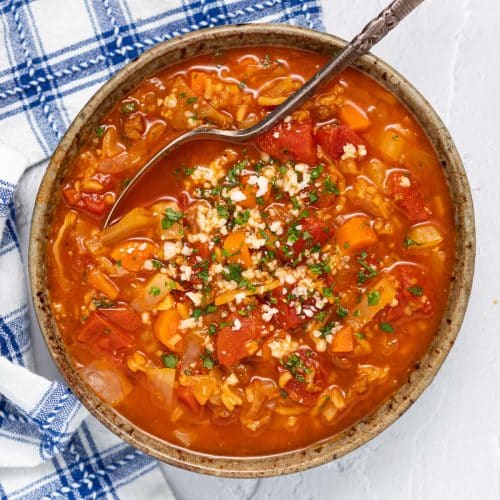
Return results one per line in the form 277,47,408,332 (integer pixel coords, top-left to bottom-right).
47,47,455,455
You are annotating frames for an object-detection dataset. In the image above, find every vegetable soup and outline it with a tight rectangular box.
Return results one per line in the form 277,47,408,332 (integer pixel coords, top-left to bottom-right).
47,47,455,455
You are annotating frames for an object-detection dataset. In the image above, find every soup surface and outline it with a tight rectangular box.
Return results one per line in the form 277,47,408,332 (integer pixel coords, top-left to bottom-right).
47,47,455,455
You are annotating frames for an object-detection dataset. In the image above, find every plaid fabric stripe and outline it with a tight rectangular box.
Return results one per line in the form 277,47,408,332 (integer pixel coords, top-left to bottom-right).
0,0,323,497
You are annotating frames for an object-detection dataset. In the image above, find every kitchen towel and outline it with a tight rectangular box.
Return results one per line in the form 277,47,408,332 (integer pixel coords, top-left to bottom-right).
0,0,323,498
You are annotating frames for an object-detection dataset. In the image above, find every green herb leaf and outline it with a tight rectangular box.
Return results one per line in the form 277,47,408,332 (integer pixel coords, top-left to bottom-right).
367,290,381,306
162,353,178,368
95,126,106,137
311,165,324,180
120,102,136,115
187,96,198,105
380,322,395,333
408,286,424,297
161,208,184,230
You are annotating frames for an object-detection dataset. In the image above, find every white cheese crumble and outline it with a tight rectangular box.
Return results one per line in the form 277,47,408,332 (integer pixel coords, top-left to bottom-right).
232,318,242,331
268,335,298,359
261,304,279,322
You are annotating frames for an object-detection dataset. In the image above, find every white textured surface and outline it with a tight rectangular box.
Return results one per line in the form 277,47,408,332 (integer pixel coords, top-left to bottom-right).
15,0,500,498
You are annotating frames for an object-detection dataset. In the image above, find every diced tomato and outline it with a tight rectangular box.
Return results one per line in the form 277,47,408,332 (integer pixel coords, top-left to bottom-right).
216,309,265,367
176,386,202,413
386,265,433,321
76,312,134,359
278,349,328,407
63,187,108,218
271,287,308,329
256,120,317,165
316,124,364,160
386,172,430,222
191,242,211,260
97,305,142,333
277,216,333,261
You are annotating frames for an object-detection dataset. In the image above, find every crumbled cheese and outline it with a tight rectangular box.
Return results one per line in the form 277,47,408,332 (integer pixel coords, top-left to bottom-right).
186,291,203,307
261,304,279,322
247,174,269,197
268,335,298,359
179,264,193,281
269,220,284,235
229,187,247,203
273,131,280,139
165,96,177,109
399,175,411,187
232,318,242,331
246,233,266,250
143,259,154,271
225,373,239,386
341,143,368,161
179,318,197,330
163,241,179,260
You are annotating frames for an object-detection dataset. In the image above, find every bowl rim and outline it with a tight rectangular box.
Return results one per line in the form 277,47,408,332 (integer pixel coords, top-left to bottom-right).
28,23,475,478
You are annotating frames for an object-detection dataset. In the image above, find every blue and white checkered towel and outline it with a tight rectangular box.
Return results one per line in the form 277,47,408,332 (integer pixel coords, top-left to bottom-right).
0,0,323,498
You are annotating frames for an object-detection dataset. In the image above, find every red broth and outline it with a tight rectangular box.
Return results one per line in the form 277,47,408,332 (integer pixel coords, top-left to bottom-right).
47,47,455,455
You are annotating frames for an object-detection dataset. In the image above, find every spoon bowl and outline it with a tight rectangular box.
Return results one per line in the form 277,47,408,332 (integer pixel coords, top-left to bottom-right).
104,0,424,227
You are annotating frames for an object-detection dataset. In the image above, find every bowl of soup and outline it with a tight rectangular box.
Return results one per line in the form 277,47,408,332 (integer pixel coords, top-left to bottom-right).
29,24,475,477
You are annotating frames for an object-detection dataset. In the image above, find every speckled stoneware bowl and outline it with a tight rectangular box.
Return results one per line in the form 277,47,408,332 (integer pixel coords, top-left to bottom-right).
29,24,475,478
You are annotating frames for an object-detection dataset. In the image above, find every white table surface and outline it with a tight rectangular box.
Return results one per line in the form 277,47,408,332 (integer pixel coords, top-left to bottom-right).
15,0,500,498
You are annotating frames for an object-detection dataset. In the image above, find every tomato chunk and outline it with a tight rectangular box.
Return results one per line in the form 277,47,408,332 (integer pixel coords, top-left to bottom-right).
176,386,202,413
97,305,142,333
277,216,333,261
316,124,364,160
278,349,328,407
271,287,308,329
63,188,108,218
386,265,432,321
76,312,134,357
216,309,265,367
256,120,316,165
386,172,431,222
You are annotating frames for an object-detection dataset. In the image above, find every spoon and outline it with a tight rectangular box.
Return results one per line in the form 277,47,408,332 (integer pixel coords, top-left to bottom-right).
105,0,424,227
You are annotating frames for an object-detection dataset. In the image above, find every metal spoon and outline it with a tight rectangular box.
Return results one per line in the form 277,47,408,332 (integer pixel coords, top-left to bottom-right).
104,0,424,227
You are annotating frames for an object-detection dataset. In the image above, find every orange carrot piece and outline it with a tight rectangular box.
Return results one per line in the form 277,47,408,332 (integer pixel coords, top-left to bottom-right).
339,102,372,132
189,71,209,94
337,216,377,254
88,268,119,300
331,326,354,353
223,230,252,267
154,309,181,349
110,241,156,271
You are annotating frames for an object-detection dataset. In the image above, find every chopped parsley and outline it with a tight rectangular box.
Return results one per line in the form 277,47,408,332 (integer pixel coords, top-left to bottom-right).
149,286,161,297
309,191,318,203
323,176,340,195
120,101,136,114
92,298,114,309
216,204,230,219
367,290,381,306
357,251,378,285
311,164,324,180
161,208,184,230
184,167,197,176
151,259,162,270
162,353,178,368
408,286,424,297
380,322,395,333
336,306,348,318
95,125,106,137
200,349,216,370
234,209,250,225
186,96,198,104
355,332,366,340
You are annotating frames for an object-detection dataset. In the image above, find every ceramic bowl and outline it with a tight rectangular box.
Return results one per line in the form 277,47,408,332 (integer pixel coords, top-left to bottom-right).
29,24,475,478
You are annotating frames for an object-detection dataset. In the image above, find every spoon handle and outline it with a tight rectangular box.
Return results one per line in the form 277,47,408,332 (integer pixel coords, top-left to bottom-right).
104,0,425,227
245,0,425,137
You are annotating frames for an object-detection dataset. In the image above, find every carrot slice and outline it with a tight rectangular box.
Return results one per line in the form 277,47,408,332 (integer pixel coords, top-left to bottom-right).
331,326,354,353
110,241,156,271
154,309,182,350
337,216,377,254
189,71,209,94
88,268,119,300
223,230,252,267
339,102,372,131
